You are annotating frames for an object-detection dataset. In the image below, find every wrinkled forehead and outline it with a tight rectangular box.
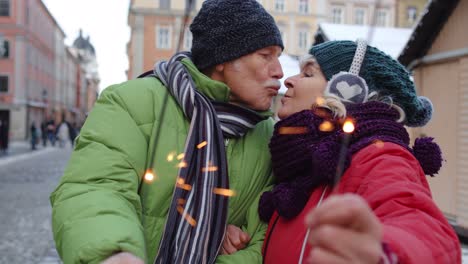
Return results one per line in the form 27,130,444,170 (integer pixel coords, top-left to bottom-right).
299,54,321,71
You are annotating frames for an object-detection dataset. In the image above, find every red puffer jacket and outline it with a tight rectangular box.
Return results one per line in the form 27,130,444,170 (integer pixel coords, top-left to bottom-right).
263,142,461,264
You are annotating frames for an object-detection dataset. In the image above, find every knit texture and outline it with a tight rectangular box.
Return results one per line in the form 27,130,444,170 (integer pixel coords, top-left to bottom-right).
259,102,443,221
309,40,432,127
190,0,283,70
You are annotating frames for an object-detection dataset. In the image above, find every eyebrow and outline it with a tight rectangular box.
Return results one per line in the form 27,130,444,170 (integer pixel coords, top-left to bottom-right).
303,62,319,72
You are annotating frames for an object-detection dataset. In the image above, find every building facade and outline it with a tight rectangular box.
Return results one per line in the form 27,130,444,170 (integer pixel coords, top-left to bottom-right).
0,0,98,144
396,0,428,28
260,0,321,57
127,0,201,79
399,0,468,233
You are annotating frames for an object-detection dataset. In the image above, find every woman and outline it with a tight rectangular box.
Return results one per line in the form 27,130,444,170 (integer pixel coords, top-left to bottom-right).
259,40,461,263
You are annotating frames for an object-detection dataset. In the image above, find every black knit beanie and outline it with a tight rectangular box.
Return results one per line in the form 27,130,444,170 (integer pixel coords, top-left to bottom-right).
309,40,433,127
190,0,284,70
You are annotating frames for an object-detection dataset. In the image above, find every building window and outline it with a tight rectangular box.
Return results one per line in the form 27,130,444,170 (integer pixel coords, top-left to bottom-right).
376,9,389,27
299,0,309,14
183,28,192,50
354,8,366,25
407,6,417,23
0,76,8,93
156,26,171,49
298,30,309,50
160,0,170,10
331,5,344,24
0,0,9,16
0,40,8,58
275,0,285,12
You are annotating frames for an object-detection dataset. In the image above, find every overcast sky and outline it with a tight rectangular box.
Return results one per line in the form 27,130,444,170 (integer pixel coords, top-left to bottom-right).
42,0,131,93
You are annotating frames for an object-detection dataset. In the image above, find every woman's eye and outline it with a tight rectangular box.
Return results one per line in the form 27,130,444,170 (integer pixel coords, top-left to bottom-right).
304,72,313,77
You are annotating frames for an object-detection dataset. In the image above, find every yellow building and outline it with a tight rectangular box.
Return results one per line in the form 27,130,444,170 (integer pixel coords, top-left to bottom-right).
396,0,428,28
260,0,320,57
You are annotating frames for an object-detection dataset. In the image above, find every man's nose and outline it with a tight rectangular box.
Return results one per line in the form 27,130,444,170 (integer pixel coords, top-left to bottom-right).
271,58,284,79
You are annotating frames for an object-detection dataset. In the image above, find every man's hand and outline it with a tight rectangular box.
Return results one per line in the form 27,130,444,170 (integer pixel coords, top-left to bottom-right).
219,224,251,255
305,194,383,264
102,252,144,264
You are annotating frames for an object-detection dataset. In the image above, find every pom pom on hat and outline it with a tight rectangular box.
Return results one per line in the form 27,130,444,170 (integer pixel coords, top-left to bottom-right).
413,137,443,176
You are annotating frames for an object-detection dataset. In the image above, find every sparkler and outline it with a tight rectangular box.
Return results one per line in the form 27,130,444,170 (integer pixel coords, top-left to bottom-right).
333,119,355,188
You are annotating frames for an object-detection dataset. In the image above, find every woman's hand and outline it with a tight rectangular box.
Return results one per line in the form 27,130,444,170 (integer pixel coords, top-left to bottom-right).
305,194,383,264
219,224,251,255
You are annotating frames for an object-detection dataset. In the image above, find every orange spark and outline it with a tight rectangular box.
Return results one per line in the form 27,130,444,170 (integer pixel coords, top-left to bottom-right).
373,139,385,148
315,97,325,106
278,126,309,135
202,166,218,172
213,188,236,197
177,205,197,227
167,152,175,162
319,121,334,132
176,178,192,191
177,161,188,168
177,153,185,160
197,141,208,149
177,198,186,205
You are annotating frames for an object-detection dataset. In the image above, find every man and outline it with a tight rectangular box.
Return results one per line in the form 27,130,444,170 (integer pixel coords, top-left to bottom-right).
50,0,283,263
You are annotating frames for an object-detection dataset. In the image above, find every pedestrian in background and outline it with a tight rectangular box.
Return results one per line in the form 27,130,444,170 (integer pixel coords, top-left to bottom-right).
259,40,460,263
0,119,7,154
30,122,38,150
50,0,283,263
40,120,48,147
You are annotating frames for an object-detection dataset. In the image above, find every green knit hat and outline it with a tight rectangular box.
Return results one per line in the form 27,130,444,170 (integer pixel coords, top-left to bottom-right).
309,40,433,127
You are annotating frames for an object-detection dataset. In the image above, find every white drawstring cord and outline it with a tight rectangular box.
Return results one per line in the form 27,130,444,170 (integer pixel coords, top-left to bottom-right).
298,186,328,264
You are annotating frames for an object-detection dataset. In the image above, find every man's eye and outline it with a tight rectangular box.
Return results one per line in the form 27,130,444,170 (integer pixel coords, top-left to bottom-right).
304,72,313,77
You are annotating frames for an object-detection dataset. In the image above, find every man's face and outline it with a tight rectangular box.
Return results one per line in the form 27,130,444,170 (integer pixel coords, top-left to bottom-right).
219,46,283,111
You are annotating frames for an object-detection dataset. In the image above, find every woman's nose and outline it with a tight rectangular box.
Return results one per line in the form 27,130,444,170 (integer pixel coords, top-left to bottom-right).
284,76,296,89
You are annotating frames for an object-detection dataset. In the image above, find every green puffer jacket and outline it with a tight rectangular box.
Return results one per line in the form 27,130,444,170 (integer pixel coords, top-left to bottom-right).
50,59,274,264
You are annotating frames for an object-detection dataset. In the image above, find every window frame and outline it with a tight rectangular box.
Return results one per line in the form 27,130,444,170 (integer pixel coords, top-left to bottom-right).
155,25,172,50
0,75,9,93
331,5,345,24
0,0,10,17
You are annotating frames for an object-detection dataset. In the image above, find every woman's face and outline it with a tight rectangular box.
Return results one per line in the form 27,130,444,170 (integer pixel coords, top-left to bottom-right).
277,59,328,119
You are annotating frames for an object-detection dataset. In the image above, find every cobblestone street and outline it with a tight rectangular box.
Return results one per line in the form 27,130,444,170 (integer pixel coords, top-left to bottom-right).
0,144,70,264
1,142,468,263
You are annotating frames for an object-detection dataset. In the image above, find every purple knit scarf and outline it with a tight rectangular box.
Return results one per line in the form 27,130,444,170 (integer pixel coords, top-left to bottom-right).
259,101,442,221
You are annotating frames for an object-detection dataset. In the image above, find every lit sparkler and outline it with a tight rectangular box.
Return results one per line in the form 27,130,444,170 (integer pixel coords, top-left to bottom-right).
333,118,355,188
144,169,156,182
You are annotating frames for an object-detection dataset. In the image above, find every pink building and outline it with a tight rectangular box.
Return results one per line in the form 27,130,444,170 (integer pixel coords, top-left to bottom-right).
0,0,96,144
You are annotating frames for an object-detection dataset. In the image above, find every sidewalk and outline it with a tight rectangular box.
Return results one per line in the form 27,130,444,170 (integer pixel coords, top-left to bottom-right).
0,141,55,166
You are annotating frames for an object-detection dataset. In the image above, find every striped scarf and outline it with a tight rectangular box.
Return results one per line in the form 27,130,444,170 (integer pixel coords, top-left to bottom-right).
152,52,266,264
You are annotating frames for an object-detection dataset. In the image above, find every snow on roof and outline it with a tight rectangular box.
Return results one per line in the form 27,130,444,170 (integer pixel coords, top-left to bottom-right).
318,23,413,59
279,54,300,94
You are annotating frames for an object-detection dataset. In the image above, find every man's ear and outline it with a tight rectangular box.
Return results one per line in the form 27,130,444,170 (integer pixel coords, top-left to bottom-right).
209,63,226,82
